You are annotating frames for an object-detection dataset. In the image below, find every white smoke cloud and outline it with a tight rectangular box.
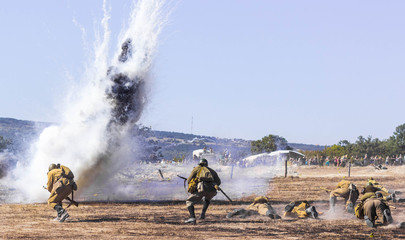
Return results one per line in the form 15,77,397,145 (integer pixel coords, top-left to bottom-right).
9,0,172,203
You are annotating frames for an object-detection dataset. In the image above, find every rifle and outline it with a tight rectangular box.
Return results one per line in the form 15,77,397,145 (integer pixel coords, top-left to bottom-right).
217,186,233,203
65,191,79,208
176,175,233,202
177,175,187,181
177,175,187,190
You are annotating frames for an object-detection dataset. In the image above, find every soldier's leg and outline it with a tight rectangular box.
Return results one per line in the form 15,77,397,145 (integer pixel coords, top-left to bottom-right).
378,201,393,224
48,190,71,222
305,205,318,219
199,191,217,220
330,189,347,210
266,206,281,219
363,200,377,227
293,202,311,218
226,208,248,218
285,201,297,213
385,193,396,203
185,192,203,224
199,200,210,219
53,204,70,222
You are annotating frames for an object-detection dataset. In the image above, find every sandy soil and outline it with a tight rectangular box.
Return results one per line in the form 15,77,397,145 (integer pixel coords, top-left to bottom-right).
1,166,405,240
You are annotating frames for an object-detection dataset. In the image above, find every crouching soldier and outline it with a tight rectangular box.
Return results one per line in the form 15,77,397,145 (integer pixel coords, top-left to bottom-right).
355,193,393,228
284,200,319,219
226,196,281,219
185,159,221,224
46,163,77,222
330,179,359,213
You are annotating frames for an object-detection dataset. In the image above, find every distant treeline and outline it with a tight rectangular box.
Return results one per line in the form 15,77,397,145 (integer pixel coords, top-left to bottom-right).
303,123,405,159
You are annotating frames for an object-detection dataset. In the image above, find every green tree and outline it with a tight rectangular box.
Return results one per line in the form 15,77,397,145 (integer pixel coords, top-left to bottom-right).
390,123,405,155
324,144,345,157
251,134,290,154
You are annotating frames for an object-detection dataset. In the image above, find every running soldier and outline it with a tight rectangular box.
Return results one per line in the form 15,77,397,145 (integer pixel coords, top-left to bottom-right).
46,163,77,222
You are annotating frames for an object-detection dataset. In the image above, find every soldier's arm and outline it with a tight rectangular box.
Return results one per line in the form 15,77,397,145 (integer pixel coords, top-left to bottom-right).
212,169,221,186
46,172,53,192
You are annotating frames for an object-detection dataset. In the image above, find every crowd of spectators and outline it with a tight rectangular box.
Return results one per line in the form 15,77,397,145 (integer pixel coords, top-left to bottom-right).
290,154,404,167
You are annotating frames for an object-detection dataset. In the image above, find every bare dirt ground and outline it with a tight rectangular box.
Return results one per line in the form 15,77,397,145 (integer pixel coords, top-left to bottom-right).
1,165,405,239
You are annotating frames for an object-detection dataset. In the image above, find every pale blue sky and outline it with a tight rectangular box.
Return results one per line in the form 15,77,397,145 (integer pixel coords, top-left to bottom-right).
1,1,405,145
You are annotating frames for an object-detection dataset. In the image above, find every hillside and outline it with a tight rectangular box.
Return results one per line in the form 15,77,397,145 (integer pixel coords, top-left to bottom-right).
0,117,324,159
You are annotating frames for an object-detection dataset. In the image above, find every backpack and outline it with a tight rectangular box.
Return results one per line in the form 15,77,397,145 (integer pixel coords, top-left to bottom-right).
198,167,214,182
187,167,203,193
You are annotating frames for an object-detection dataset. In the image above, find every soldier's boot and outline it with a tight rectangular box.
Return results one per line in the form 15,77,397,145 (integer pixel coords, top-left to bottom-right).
284,201,296,213
329,197,336,211
383,209,393,224
346,202,355,214
199,200,210,219
184,206,196,224
265,209,281,219
54,205,69,222
386,193,396,203
364,216,375,227
305,206,318,219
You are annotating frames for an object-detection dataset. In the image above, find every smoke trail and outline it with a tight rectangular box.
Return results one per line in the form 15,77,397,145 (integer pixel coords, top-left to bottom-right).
10,0,172,202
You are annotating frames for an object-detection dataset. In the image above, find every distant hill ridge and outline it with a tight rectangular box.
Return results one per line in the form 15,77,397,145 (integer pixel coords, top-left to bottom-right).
0,117,325,152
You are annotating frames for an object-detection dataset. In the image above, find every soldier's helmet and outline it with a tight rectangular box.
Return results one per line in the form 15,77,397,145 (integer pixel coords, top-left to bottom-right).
48,163,57,172
199,158,208,167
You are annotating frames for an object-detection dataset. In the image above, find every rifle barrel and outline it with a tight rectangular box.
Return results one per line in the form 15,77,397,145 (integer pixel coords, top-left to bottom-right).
219,188,233,203
177,175,187,180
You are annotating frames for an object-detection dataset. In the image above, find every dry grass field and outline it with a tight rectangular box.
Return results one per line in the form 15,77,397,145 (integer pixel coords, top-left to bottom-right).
1,165,405,239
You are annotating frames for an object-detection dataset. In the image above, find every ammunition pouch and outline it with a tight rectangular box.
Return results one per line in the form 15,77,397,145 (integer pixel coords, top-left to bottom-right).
197,181,215,193
187,177,198,193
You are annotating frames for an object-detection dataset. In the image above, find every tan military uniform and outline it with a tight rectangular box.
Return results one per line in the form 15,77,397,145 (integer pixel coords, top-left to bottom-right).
246,196,277,216
186,165,221,207
363,198,389,225
330,180,359,208
47,165,75,208
284,201,310,218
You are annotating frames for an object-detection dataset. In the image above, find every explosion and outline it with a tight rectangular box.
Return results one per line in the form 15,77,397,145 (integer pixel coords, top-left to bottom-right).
9,0,172,202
